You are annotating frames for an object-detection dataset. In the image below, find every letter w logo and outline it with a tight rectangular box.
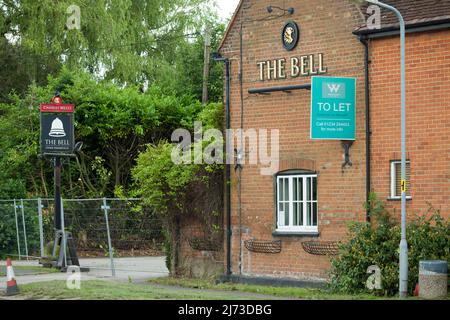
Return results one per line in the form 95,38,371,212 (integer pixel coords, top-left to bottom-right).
327,83,341,93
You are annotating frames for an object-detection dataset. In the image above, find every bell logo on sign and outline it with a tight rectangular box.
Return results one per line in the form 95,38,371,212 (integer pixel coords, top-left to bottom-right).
41,114,74,155
49,118,67,138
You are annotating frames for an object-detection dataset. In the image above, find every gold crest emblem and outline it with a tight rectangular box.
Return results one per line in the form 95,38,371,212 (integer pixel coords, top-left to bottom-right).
284,27,295,44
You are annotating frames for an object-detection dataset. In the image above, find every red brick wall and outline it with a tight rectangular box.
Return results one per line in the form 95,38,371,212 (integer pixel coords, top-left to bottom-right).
220,0,368,280
369,29,450,218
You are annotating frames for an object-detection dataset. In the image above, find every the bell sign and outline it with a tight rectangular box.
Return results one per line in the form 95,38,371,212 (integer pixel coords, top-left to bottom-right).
41,114,74,155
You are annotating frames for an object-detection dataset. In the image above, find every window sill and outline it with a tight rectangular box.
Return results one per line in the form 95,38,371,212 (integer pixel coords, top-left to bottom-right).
272,231,320,238
387,197,412,202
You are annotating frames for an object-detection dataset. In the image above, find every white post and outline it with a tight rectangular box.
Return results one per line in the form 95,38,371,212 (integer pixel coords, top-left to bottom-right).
38,198,45,258
20,199,29,260
61,198,67,267
102,198,116,277
13,200,21,260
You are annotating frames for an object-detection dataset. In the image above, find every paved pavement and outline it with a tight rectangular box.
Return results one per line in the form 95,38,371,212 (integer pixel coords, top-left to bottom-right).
0,256,169,290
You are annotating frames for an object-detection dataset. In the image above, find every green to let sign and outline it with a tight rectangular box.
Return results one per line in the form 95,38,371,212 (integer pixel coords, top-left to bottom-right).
310,76,356,140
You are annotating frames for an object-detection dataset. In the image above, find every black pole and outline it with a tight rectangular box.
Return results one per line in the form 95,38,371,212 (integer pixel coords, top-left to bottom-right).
360,35,372,223
224,59,232,276
54,157,62,230
212,53,232,276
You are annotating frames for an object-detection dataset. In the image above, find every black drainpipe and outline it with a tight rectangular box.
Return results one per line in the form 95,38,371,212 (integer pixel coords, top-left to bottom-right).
224,59,232,275
212,52,232,275
359,35,371,223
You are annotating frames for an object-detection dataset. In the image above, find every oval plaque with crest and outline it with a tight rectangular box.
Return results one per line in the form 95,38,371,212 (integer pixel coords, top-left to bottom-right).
282,21,300,51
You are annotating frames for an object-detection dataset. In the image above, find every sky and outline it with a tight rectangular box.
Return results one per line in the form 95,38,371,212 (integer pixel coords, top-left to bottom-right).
216,0,240,20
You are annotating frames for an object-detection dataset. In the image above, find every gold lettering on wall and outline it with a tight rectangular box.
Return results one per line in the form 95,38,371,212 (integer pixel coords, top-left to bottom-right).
267,60,277,80
278,59,286,79
291,57,299,77
258,53,327,81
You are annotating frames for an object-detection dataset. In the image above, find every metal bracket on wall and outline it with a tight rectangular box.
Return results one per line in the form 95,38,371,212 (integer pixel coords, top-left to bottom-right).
248,84,311,95
341,140,354,169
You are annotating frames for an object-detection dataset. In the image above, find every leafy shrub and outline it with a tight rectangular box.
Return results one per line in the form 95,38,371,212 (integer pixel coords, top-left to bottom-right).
329,194,450,296
132,102,224,275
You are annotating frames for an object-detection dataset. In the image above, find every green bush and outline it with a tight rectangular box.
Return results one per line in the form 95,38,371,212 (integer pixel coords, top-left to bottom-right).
329,194,450,296
132,102,224,275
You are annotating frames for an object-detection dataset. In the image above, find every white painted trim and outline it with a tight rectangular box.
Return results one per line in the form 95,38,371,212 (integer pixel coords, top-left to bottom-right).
390,160,412,199
276,174,318,232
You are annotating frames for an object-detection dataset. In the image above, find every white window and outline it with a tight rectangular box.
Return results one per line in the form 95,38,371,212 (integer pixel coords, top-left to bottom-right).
276,174,318,233
390,161,412,199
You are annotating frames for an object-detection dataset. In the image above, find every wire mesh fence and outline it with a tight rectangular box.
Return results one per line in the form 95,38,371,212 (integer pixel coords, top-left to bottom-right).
0,198,167,276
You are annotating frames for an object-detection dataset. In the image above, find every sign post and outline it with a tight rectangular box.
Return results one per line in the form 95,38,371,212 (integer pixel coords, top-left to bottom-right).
310,76,356,141
39,95,80,270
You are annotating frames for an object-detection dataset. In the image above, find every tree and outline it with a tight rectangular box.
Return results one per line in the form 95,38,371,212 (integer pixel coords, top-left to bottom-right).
0,69,206,198
0,0,216,88
132,102,224,274
171,23,225,102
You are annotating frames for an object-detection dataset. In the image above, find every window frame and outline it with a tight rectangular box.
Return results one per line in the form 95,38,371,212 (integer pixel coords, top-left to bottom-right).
390,160,412,200
275,173,318,234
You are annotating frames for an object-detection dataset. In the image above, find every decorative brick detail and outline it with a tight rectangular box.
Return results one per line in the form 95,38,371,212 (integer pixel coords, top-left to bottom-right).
279,158,316,173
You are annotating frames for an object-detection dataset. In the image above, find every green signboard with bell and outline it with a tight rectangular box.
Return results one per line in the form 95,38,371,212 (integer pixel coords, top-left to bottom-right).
40,113,75,155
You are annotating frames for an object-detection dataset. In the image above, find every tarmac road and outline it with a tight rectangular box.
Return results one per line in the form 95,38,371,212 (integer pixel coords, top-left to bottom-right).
0,256,169,291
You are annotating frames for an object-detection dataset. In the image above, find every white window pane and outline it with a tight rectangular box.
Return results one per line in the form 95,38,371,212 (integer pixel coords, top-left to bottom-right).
276,174,318,231
313,202,318,226
313,177,317,200
279,178,283,202
284,203,289,226
293,178,297,201
307,202,311,226
306,177,312,201
299,178,303,201
284,178,289,201
293,201,298,225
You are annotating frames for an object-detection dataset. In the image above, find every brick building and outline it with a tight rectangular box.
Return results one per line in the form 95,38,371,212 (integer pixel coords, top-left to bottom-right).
217,0,450,282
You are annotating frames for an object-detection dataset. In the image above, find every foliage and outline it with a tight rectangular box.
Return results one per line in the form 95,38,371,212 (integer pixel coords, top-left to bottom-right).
0,0,215,86
0,201,40,259
132,102,224,274
132,102,224,214
0,69,208,198
172,23,226,102
329,193,450,296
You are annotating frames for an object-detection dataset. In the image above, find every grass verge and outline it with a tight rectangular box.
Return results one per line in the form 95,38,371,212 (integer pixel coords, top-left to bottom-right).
149,277,403,300
18,280,280,300
0,266,59,277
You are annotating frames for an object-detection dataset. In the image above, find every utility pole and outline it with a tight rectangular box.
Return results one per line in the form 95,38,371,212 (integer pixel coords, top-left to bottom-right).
202,28,211,104
364,0,408,297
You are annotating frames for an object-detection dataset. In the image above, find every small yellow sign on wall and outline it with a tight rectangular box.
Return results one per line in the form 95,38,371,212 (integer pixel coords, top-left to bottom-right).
401,180,407,194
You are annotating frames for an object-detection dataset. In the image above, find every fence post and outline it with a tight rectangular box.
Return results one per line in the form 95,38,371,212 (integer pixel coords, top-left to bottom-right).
101,198,116,277
61,198,67,267
20,199,29,260
13,199,21,260
38,198,45,258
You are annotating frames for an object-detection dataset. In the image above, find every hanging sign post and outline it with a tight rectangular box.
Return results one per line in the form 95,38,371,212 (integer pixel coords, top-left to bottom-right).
39,95,80,270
